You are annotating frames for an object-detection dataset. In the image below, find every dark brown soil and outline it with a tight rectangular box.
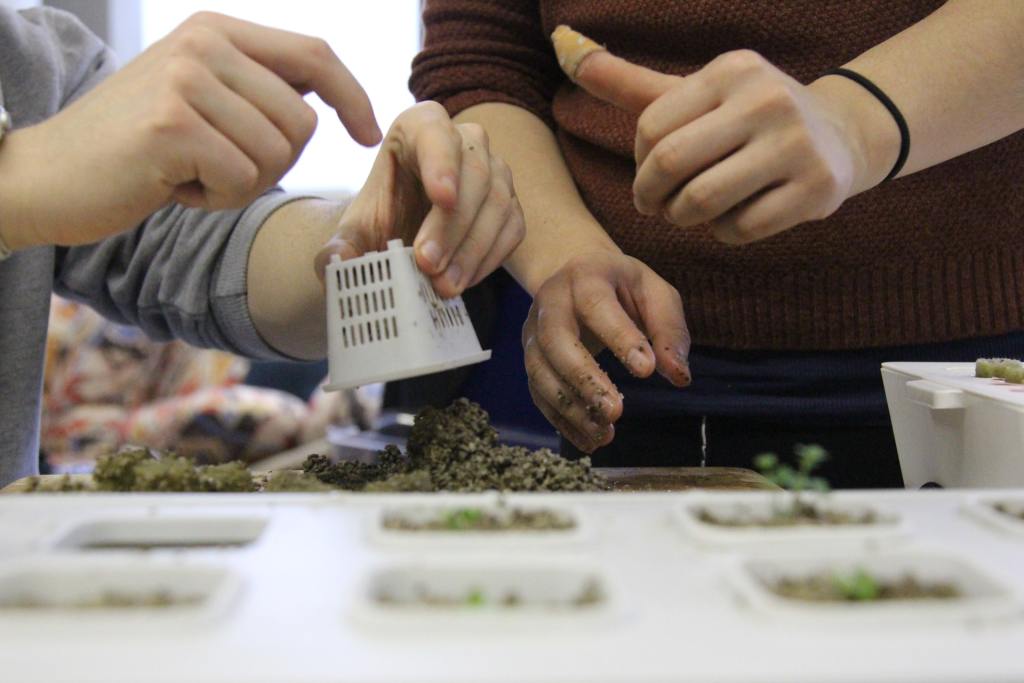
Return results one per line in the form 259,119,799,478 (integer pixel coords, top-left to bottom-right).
303,399,608,493
382,504,576,532
697,500,879,528
770,572,961,602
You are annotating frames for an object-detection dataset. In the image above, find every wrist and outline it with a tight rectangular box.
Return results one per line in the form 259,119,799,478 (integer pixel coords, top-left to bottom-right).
809,74,902,195
505,226,621,295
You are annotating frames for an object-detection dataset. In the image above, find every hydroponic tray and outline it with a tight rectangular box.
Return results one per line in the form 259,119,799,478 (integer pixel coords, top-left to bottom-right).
0,489,1022,683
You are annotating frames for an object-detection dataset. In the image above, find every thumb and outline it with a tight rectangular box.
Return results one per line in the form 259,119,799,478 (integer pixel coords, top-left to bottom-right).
551,25,679,113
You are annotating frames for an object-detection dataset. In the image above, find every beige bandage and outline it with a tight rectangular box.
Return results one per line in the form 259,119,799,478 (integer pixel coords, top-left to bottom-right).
551,25,605,81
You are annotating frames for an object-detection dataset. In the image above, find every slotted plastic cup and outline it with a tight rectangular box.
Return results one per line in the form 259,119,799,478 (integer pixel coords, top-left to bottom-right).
323,239,491,390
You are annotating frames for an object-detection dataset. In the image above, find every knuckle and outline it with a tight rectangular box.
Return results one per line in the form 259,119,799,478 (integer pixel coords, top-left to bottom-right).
679,180,723,218
574,288,607,321
719,49,767,76
149,95,193,137
651,139,683,176
295,104,318,141
182,11,220,29
305,37,335,63
171,25,219,60
635,115,660,152
753,84,797,117
507,205,526,241
266,135,294,171
458,122,489,148
730,217,766,243
163,58,204,95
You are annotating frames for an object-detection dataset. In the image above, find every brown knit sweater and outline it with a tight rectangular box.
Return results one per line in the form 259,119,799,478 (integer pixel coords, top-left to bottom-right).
410,0,1024,351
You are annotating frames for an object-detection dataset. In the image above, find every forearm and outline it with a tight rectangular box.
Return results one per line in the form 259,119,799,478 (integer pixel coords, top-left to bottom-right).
454,103,619,294
812,0,1024,190
247,198,346,360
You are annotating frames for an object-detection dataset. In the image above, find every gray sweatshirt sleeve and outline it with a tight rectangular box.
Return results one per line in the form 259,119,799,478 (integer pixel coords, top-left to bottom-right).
54,192,310,360
24,6,316,361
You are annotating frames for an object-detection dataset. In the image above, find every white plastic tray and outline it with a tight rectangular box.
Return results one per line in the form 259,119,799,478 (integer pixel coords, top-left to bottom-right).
0,489,1023,683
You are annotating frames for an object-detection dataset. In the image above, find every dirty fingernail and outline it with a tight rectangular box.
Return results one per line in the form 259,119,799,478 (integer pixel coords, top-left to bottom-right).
678,361,692,386
420,241,443,271
444,262,463,289
600,396,616,420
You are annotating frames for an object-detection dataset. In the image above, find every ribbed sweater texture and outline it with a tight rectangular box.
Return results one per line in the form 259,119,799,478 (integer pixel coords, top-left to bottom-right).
410,0,1024,350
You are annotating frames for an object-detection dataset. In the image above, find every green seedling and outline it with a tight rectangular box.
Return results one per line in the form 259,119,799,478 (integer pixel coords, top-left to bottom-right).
832,568,881,601
465,589,486,606
442,507,485,530
754,444,831,520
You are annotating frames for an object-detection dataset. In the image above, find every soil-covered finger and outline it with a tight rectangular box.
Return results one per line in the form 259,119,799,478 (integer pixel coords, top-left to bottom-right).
570,277,655,379
637,274,692,387
525,345,614,444
529,384,602,454
533,296,622,422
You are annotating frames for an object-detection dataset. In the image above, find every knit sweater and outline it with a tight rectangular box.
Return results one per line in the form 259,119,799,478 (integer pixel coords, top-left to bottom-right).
410,0,1024,351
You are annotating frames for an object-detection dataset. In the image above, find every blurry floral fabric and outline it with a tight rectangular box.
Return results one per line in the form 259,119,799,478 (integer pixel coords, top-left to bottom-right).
41,297,362,472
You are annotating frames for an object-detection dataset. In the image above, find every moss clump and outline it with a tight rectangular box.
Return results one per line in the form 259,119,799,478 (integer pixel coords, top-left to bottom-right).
91,448,253,493
197,462,256,493
304,398,607,493
92,447,155,491
977,357,1024,382
260,470,333,493
23,474,91,492
363,469,435,493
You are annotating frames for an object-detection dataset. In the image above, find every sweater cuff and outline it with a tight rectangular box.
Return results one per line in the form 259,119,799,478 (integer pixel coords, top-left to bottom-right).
211,190,317,361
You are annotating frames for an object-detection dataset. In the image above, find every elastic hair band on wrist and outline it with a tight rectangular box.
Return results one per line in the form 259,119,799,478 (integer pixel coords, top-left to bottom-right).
825,67,909,182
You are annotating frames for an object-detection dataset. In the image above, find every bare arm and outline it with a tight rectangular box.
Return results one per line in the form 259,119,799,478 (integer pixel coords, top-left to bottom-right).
455,103,691,452
247,197,345,360
454,103,618,295
826,0,1024,182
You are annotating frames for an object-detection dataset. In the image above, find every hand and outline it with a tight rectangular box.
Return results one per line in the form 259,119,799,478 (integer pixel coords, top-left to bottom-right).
522,250,691,452
0,11,381,250
316,101,526,297
558,30,898,244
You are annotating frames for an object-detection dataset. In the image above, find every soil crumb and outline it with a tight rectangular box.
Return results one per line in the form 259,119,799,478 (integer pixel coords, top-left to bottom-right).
303,398,607,492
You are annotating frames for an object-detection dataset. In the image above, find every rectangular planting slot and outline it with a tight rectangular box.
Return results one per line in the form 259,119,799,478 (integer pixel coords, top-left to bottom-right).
0,564,231,612
369,566,606,611
56,516,268,551
735,552,1015,618
381,505,577,533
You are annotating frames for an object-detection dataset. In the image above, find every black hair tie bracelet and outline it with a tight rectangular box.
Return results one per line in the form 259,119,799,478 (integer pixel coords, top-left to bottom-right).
825,67,910,182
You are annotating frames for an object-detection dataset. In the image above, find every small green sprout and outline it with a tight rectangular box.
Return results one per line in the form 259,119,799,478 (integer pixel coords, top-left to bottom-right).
754,444,831,520
465,589,486,606
442,507,485,530
832,568,881,601
755,444,830,494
